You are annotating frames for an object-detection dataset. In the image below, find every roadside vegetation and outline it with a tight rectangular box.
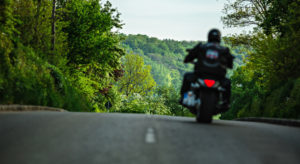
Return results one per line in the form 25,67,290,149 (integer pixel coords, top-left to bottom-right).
0,0,191,115
1,0,299,119
220,0,300,119
0,0,124,112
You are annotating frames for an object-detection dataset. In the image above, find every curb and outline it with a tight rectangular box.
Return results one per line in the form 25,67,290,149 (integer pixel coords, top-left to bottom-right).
0,105,67,112
235,117,300,127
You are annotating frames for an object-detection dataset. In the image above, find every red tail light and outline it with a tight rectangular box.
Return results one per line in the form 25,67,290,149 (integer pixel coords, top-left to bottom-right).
204,79,215,88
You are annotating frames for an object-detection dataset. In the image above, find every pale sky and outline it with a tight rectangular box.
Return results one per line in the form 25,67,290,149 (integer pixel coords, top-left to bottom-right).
107,0,250,41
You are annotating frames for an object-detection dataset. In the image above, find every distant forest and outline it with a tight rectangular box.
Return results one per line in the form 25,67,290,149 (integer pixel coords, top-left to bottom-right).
121,34,245,89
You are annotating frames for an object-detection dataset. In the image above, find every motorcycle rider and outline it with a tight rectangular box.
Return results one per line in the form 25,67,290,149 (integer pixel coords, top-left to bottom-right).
180,29,234,112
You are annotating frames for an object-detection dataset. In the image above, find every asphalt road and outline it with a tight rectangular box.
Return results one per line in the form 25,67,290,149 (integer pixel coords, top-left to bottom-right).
0,112,300,164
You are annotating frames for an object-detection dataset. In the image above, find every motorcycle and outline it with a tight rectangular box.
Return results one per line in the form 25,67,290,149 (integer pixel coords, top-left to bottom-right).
181,50,228,123
182,76,226,123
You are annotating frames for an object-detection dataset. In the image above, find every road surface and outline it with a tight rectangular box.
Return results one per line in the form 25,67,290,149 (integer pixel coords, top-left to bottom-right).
0,112,300,164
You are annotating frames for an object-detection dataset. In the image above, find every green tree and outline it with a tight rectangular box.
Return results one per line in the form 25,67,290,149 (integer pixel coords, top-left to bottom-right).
261,0,300,35
221,0,300,119
222,0,270,28
58,0,125,111
0,0,16,75
118,54,156,96
0,0,126,112
155,86,189,116
63,0,123,66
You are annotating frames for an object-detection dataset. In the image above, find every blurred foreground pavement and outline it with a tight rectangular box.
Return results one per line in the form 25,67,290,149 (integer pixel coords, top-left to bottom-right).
0,112,300,164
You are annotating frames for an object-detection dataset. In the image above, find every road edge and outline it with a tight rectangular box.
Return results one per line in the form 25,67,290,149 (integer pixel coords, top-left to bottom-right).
0,105,67,112
235,117,300,127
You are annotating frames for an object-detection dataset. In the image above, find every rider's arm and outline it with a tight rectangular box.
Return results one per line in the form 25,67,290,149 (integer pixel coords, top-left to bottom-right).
184,43,201,63
225,48,234,69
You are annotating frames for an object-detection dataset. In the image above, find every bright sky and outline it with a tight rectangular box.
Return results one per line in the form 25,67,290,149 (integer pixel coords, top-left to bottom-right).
107,0,250,41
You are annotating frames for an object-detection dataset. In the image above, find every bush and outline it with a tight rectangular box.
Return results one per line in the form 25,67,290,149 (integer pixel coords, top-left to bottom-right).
0,43,91,111
114,93,172,115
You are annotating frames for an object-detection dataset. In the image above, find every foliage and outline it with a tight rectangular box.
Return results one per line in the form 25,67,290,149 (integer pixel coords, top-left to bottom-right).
63,0,123,66
261,0,300,35
113,93,171,115
0,0,124,112
221,0,270,28
221,0,300,119
0,43,91,111
122,34,196,90
6,0,299,118
118,54,156,96
155,86,192,116
0,0,16,76
60,0,125,111
112,53,175,115
0,0,196,115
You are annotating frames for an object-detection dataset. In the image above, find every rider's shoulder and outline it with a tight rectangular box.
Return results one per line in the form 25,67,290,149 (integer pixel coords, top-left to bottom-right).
216,44,230,52
195,42,204,48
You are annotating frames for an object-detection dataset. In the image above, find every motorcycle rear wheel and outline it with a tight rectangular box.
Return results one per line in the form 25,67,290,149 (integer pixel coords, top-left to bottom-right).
196,91,217,123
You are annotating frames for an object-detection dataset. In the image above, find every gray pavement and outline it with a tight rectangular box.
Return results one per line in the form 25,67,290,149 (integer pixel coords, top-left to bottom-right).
0,112,300,164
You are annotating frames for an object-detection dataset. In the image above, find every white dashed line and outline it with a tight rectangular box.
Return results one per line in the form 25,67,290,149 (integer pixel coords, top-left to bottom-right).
145,127,156,144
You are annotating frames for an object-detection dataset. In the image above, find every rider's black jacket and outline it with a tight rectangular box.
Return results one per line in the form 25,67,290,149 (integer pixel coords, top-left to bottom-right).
184,42,234,78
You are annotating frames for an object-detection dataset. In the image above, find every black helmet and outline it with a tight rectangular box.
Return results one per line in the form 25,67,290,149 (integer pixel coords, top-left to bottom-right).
208,29,221,43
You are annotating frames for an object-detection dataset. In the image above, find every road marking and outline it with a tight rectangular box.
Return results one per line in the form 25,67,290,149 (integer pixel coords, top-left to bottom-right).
145,127,156,144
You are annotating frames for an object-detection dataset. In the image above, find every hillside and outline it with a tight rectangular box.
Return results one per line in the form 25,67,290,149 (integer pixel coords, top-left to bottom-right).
121,34,245,89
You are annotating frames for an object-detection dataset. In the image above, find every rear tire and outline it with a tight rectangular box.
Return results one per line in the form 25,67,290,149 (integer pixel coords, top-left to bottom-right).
196,91,217,123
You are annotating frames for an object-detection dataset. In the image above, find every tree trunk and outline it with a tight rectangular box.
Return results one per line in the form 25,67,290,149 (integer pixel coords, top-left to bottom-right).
34,0,41,45
51,0,56,52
